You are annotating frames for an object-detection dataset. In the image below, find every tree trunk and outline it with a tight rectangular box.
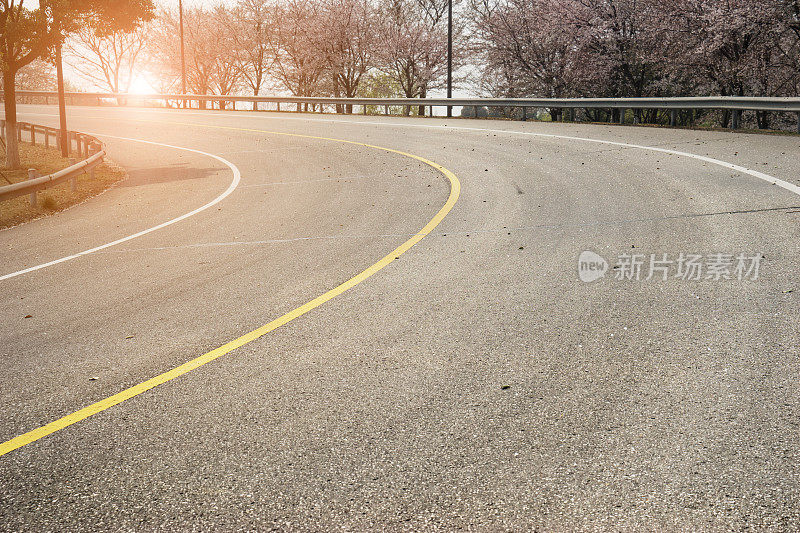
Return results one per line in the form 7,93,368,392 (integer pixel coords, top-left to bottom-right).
333,79,343,114
3,68,20,169
418,86,426,116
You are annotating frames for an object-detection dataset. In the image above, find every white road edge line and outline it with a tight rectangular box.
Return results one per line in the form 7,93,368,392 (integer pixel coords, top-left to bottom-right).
21,108,800,199
0,133,241,282
197,110,800,198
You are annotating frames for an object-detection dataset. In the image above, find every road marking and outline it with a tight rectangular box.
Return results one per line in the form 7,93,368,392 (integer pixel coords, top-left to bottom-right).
0,135,242,282
87,203,799,255
3,109,791,456
20,107,800,199
238,176,371,188
186,110,800,198
0,132,461,458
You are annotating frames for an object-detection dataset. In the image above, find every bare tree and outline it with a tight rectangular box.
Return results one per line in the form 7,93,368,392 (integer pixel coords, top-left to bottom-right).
65,24,148,93
149,6,240,109
209,6,242,109
219,0,277,110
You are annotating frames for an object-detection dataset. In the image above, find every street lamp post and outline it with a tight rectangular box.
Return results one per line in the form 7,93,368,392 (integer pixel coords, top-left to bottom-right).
446,0,453,118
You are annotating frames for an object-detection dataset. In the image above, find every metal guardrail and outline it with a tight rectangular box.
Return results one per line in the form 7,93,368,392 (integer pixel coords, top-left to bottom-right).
0,120,106,205
10,91,800,112
6,91,800,131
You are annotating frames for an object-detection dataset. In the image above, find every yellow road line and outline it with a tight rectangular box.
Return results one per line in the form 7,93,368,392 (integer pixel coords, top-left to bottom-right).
0,126,460,458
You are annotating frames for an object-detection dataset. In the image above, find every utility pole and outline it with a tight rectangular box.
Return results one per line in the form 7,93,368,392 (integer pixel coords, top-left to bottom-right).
55,40,69,157
179,0,187,106
446,0,453,118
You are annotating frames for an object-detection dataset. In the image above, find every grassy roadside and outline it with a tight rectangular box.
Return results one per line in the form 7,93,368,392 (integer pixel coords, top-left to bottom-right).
0,143,126,230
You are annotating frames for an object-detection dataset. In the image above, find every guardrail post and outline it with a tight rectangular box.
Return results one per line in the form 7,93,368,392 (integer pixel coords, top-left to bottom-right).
619,109,625,124
732,109,741,129
17,123,23,143
521,106,527,121
276,102,280,112
44,128,50,149
30,125,35,146
69,157,77,192
87,144,98,181
797,112,800,134
27,169,37,207
670,109,677,127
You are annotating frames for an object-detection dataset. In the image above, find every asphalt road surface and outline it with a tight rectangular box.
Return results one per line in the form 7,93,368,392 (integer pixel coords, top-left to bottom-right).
1,105,799,530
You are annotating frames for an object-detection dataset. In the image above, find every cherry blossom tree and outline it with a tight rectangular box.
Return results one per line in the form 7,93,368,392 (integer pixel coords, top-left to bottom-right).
471,0,579,98
318,0,375,112
218,0,277,109
377,0,461,115
472,0,799,127
149,6,241,109
270,0,327,110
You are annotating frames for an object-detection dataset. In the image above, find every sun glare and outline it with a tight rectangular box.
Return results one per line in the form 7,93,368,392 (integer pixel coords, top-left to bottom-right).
128,74,155,95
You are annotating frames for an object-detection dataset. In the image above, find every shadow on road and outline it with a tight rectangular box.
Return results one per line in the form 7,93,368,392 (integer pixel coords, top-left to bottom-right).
118,164,222,188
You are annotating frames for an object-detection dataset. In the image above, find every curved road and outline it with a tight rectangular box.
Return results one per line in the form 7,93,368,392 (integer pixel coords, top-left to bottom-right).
1,106,799,530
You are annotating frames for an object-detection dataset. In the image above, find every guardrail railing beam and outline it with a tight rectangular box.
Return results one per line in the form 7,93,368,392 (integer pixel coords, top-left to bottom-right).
8,91,800,132
11,91,800,113
0,122,106,204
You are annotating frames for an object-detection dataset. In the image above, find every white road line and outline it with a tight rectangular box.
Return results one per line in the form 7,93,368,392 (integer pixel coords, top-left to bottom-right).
238,176,370,188
194,111,800,199
0,133,241,282
21,107,800,199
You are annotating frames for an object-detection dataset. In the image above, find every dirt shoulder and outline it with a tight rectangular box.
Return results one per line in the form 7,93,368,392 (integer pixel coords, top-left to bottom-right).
0,143,126,230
